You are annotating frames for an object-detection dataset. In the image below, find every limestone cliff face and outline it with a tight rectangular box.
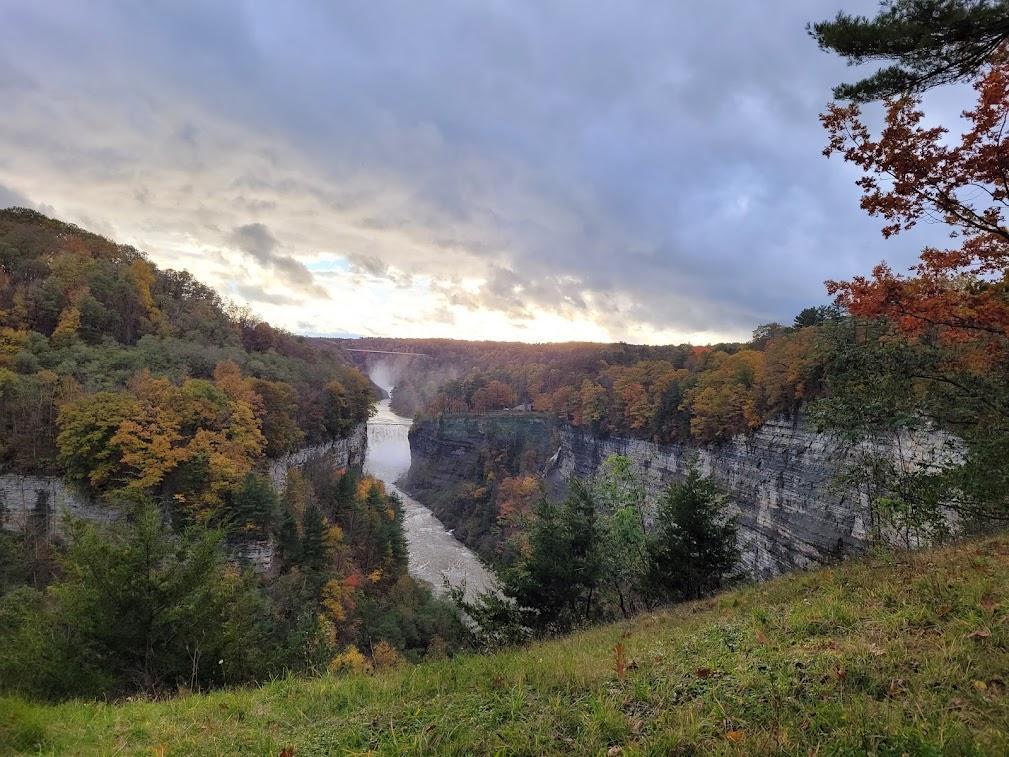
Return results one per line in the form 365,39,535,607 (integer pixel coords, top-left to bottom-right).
0,474,118,533
0,422,368,573
546,419,862,580
408,413,952,580
267,423,368,491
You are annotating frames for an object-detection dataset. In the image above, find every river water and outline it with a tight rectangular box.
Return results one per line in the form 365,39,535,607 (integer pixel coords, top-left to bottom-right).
364,397,496,600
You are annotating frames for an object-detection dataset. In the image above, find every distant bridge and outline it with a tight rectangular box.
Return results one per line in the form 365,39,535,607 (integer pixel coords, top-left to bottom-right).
341,348,431,358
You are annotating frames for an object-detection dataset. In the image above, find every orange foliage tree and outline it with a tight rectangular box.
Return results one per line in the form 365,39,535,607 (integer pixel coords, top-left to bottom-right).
822,57,1009,356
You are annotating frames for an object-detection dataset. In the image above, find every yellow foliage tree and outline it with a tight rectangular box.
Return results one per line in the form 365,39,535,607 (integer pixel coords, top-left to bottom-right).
329,645,371,675
128,258,166,331
371,640,405,669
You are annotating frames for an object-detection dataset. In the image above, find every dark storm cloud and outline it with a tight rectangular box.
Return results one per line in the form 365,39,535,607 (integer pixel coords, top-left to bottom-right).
0,0,958,340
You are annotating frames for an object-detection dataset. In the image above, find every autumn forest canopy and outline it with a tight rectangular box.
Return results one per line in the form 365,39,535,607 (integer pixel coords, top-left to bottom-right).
0,207,374,515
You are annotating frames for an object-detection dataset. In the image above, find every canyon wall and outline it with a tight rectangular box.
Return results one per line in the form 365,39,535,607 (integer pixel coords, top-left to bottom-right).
0,422,368,573
408,413,953,580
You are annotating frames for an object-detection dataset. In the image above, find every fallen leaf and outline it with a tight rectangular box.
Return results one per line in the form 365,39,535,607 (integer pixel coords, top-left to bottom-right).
966,629,992,640
614,643,627,680
980,597,998,612
695,667,712,679
974,680,988,691
755,630,768,644
725,730,745,743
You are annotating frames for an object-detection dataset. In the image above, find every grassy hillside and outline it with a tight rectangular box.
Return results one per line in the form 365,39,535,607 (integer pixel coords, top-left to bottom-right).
4,537,1009,755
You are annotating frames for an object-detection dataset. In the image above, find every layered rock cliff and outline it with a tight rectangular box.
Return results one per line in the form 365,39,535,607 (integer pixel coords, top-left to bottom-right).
407,413,953,580
0,422,368,573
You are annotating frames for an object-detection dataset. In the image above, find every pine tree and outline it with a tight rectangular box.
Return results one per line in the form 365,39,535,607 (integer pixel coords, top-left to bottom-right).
505,480,604,631
229,474,277,539
647,465,738,602
301,502,327,573
275,507,302,571
810,0,1009,101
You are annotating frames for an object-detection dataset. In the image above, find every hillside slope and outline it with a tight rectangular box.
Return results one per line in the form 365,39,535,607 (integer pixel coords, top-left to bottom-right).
4,537,1009,755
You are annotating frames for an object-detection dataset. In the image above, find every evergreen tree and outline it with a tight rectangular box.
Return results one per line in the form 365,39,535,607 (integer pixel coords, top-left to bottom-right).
810,0,1009,101
49,505,270,695
647,465,739,602
229,473,277,539
301,502,327,574
505,481,604,631
275,507,302,571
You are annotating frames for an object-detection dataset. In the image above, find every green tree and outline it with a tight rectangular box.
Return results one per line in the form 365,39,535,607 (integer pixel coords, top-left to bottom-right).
809,317,1000,539
50,505,271,695
810,0,1009,101
228,473,277,539
647,465,738,602
300,502,327,574
792,305,838,329
505,481,604,631
592,455,648,617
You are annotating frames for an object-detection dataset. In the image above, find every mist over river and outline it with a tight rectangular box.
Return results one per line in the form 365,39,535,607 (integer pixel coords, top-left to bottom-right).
364,396,495,601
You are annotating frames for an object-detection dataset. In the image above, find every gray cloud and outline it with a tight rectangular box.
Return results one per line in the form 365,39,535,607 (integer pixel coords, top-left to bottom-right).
0,0,958,342
230,222,328,298
234,282,301,306
0,182,31,208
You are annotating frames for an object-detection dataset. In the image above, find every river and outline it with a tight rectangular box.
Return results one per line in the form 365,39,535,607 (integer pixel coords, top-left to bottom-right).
364,397,496,601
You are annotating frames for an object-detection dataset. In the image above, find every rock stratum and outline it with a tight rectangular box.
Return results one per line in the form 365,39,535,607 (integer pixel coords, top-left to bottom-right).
406,412,955,579
0,422,368,572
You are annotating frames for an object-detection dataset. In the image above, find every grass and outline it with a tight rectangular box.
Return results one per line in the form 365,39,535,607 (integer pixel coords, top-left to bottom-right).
4,537,1009,755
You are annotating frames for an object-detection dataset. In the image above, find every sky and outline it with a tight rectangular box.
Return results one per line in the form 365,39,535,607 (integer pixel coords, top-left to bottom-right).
0,1,967,344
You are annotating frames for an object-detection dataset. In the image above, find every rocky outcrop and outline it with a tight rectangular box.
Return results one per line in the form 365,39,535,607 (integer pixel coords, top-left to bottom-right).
547,419,861,579
408,413,955,580
0,422,368,574
268,423,368,490
0,474,116,534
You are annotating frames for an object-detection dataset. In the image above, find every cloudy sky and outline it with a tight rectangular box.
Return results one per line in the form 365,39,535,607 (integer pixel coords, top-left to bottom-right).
0,1,964,344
